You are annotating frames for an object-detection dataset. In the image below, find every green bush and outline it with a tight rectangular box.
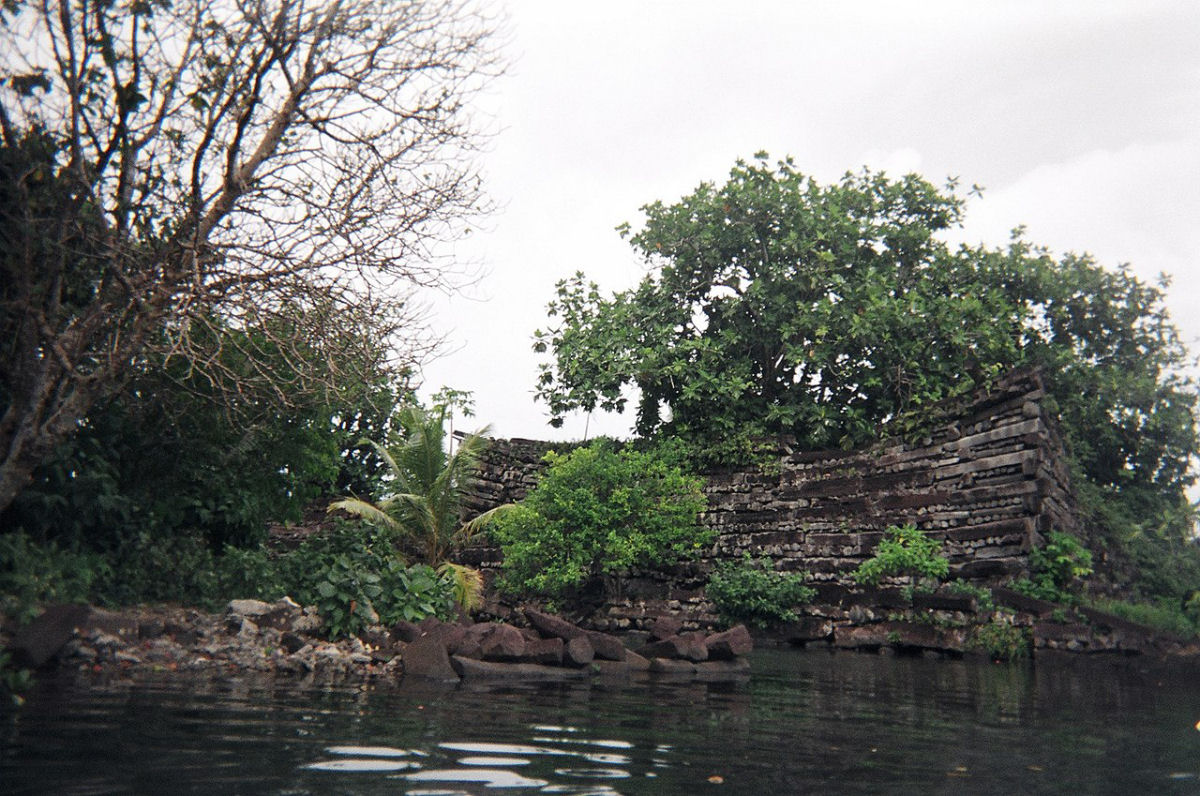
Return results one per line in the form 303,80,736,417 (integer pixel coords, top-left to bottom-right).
851,524,949,588
276,522,455,638
1087,597,1199,639
706,554,816,628
0,521,455,639
1010,531,1093,603
969,621,1031,661
491,440,709,599
0,532,109,622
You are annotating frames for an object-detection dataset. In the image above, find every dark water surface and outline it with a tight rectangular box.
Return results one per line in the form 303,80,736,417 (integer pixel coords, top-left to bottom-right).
3,648,1200,794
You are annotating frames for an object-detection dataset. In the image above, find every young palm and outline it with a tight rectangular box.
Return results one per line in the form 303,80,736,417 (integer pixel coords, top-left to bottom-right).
329,404,508,588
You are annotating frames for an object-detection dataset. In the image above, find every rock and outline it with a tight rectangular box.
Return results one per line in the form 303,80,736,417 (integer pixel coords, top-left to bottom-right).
524,608,584,641
476,624,527,662
451,656,588,680
563,636,595,667
640,634,708,662
521,608,626,661
647,658,697,677
648,615,683,641
76,607,138,642
226,599,273,618
776,616,833,644
624,650,651,671
519,637,564,666
392,619,423,643
589,660,632,678
280,632,308,654
138,617,166,640
833,624,890,649
256,597,304,631
705,625,753,660
8,604,91,668
584,630,627,662
401,636,459,681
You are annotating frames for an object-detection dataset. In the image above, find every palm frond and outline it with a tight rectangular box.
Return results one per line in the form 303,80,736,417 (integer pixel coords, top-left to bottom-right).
327,497,400,531
438,562,485,611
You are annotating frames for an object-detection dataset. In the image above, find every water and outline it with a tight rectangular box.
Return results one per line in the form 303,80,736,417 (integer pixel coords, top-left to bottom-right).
3,648,1200,794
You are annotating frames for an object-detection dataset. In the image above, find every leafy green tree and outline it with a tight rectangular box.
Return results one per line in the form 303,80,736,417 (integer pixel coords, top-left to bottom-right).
491,440,709,600
0,0,499,517
2,316,407,550
329,404,507,567
535,154,1198,596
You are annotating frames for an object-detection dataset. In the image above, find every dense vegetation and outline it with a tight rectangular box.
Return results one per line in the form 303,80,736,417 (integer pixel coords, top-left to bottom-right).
491,440,709,604
535,154,1200,606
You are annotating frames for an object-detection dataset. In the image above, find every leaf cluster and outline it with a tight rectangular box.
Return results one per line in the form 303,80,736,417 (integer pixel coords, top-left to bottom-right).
705,554,816,628
852,524,949,587
491,441,709,599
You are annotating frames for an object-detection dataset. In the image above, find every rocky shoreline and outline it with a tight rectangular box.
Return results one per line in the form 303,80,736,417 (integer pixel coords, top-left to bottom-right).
6,587,1200,692
2,600,755,685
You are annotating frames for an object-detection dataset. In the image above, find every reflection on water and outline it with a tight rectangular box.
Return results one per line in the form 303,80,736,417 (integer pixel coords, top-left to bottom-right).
3,648,1200,794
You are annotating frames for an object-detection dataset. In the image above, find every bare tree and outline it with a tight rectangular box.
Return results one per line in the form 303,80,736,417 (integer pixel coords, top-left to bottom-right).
0,0,501,515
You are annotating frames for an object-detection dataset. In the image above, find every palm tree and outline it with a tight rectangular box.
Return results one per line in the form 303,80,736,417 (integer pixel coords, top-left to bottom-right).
330,403,507,566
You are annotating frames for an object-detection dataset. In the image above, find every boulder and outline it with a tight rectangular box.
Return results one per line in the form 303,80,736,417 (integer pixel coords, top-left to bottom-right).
563,636,595,667
451,656,588,680
647,658,697,677
475,624,527,662
705,625,753,660
648,615,683,641
624,650,651,671
524,608,584,641
589,659,632,678
640,634,708,662
8,604,90,668
519,637,564,666
584,631,627,662
391,619,422,643
401,636,459,681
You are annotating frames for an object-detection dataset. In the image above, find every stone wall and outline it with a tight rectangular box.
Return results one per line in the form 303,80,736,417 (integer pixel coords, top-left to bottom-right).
464,368,1080,632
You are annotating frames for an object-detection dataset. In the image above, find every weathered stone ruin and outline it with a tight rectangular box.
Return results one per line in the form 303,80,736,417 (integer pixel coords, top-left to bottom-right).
462,369,1083,636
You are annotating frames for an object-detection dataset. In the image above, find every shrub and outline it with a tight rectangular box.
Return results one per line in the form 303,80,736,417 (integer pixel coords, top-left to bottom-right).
706,554,816,628
851,524,949,588
276,522,456,638
1010,531,1093,603
970,621,1031,661
491,440,709,599
0,532,109,622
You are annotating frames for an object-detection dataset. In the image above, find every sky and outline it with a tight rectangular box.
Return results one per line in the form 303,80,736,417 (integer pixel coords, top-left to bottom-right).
417,0,1200,442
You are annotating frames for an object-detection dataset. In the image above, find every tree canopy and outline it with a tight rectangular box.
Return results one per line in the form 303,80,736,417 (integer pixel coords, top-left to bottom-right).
0,0,499,516
535,155,1198,545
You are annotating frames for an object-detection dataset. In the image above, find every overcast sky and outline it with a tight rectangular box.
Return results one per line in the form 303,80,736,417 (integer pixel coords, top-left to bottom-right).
417,0,1200,442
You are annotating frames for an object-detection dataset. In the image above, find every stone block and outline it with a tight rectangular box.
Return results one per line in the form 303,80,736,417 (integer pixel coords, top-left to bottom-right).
401,636,459,681
563,636,595,667
8,604,90,668
705,625,753,659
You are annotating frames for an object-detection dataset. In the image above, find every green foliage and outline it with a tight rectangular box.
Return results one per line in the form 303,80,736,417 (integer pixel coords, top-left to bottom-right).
1087,597,1199,639
0,532,108,622
269,522,456,638
943,578,995,611
492,440,709,599
330,403,505,567
852,524,949,587
705,554,816,628
969,621,1031,662
0,650,33,707
534,152,1198,596
0,522,455,639
2,319,409,551
1009,531,1093,603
